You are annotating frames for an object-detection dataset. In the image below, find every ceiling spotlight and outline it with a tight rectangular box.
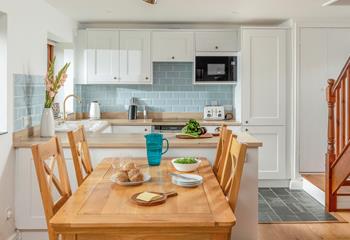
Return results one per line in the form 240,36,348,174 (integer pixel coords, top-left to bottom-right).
143,0,157,4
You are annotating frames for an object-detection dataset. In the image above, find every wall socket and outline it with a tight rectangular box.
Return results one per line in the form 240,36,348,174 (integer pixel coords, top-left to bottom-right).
6,208,13,220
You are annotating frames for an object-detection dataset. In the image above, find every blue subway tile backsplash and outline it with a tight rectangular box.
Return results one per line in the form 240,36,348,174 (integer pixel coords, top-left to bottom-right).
13,74,45,131
75,63,234,113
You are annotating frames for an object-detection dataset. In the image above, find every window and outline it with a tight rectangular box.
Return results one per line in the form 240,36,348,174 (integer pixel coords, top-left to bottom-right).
0,12,7,134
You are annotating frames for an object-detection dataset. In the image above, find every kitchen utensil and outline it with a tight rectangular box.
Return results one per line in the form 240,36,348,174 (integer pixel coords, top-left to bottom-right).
89,101,101,120
175,133,213,139
131,191,177,206
144,133,169,166
171,159,201,172
111,173,151,186
128,97,138,120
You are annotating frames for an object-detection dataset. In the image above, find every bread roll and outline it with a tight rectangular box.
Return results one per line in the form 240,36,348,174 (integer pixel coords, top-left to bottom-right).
127,168,140,179
114,171,129,182
121,162,136,171
129,173,144,182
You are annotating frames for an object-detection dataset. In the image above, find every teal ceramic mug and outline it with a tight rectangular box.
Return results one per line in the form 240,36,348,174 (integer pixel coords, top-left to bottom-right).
144,133,169,166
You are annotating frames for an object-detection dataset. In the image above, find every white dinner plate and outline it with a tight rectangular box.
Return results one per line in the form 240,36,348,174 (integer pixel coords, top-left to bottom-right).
171,174,203,187
111,173,151,186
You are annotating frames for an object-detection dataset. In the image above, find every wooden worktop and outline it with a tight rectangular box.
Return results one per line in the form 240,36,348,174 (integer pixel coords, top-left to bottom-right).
108,119,240,126
13,131,262,149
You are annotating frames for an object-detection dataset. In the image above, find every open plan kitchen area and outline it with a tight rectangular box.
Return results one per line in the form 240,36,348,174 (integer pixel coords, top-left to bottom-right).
3,0,350,240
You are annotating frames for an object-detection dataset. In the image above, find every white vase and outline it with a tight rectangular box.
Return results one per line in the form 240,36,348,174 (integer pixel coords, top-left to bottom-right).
40,108,55,137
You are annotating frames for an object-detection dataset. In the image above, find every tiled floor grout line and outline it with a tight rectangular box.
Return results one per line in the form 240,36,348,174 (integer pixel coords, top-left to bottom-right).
268,188,303,221
258,191,283,222
283,189,322,221
271,188,321,221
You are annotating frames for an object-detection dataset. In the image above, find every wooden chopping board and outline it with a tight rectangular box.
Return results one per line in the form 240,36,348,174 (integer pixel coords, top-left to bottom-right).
131,191,178,206
176,133,214,139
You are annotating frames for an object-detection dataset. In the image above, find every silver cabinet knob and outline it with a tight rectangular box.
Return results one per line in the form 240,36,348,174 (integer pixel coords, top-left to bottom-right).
171,56,175,60
245,121,248,124
145,77,149,80
245,128,248,132
113,77,117,80
215,46,219,50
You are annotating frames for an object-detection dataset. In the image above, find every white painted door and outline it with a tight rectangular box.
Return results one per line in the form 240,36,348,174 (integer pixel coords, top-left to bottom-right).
242,29,287,126
152,31,194,62
195,31,239,52
87,30,119,84
299,28,350,172
244,126,286,179
119,31,151,84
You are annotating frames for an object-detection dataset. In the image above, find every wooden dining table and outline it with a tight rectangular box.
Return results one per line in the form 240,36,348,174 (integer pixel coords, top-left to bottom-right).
50,157,236,240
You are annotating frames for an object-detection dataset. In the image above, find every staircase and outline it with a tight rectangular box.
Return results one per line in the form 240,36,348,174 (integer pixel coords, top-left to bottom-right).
325,57,350,211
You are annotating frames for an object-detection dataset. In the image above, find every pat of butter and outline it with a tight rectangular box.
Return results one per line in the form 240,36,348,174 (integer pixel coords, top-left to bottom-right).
136,192,162,202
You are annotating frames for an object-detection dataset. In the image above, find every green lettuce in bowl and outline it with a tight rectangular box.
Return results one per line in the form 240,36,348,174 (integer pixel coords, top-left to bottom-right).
172,157,201,172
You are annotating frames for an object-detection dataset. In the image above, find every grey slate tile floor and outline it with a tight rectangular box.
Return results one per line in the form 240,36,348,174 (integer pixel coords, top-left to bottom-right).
259,188,338,223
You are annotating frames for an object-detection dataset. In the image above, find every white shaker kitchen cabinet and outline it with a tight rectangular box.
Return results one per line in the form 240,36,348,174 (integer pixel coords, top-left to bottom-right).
195,31,240,52
152,31,194,62
119,30,152,84
86,30,119,84
244,126,286,179
241,29,287,126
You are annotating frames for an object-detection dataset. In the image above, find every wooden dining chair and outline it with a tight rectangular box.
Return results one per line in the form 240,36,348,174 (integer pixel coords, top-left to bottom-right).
31,136,72,240
67,125,93,186
220,136,247,212
213,125,233,183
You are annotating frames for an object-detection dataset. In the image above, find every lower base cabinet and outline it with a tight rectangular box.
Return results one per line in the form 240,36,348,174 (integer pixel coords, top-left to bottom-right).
244,126,286,180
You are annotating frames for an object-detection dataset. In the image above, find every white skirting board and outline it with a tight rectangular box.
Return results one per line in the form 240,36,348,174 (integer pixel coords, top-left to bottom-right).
302,177,350,209
303,178,325,205
258,179,291,188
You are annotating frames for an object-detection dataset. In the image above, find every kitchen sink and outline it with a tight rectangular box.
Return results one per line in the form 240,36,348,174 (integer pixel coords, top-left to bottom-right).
55,120,109,133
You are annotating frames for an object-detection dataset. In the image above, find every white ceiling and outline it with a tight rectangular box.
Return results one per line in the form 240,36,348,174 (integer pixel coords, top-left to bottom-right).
46,0,350,24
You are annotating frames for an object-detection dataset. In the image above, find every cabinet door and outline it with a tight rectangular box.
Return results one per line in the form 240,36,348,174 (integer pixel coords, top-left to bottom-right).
244,126,286,179
298,28,350,172
87,30,119,83
195,31,239,52
119,31,151,84
242,29,287,126
152,31,194,62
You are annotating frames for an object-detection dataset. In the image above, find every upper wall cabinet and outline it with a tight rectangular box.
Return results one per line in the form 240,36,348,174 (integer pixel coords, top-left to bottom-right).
119,31,151,84
152,31,194,62
75,29,152,84
195,31,240,52
241,28,287,126
87,30,119,84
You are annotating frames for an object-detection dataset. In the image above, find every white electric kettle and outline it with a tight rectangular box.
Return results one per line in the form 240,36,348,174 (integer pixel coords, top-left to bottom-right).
89,101,101,120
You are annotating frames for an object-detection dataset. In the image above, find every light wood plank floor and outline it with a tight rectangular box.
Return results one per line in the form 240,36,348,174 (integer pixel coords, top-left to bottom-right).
259,211,350,239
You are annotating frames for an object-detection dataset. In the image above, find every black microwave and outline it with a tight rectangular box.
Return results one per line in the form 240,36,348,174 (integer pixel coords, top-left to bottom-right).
195,56,237,83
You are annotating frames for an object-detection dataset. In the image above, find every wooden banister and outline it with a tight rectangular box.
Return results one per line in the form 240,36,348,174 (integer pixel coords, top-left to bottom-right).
326,56,350,212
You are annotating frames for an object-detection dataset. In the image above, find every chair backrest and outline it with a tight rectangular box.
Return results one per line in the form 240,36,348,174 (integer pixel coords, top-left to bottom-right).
220,136,247,212
213,125,229,175
214,127,234,184
67,126,93,186
31,136,72,240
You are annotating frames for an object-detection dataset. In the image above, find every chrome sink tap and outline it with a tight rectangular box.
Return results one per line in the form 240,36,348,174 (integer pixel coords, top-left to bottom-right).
63,94,81,121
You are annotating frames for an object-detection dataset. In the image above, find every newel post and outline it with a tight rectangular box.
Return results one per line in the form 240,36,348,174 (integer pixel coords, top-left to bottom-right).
326,79,336,212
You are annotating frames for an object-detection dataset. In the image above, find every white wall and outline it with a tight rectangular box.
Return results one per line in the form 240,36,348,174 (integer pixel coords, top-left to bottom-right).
0,0,76,239
0,13,7,133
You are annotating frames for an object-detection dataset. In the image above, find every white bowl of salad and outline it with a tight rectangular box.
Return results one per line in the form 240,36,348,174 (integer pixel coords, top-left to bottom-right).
171,157,201,172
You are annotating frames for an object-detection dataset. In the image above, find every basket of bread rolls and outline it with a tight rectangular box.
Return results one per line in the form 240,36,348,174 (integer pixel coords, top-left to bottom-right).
111,161,151,186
